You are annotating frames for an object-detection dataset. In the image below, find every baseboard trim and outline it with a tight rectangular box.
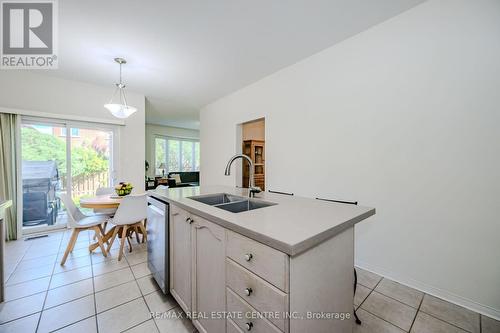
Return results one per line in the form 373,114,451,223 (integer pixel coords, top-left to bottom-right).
355,260,500,321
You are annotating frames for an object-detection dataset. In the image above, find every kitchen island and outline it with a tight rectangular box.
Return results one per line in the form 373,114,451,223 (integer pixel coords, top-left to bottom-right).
148,186,375,333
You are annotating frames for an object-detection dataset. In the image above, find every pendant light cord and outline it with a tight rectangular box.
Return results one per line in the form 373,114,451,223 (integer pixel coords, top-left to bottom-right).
119,61,122,85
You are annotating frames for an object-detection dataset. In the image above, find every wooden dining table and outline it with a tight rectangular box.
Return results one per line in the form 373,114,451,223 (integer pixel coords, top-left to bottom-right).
80,194,123,209
80,194,146,252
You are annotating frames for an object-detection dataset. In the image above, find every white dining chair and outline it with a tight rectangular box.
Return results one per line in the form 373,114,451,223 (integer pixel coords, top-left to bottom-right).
106,194,147,260
60,193,109,265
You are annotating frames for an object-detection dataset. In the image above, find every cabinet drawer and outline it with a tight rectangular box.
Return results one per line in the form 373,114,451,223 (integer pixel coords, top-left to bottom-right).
226,259,288,332
227,318,244,333
227,288,283,333
226,230,289,292
170,204,185,217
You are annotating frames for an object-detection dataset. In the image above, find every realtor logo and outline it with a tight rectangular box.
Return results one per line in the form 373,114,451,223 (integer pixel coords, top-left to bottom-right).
1,0,58,69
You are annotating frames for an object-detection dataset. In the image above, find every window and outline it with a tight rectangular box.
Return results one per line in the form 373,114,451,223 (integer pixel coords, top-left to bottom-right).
60,127,80,137
155,137,200,175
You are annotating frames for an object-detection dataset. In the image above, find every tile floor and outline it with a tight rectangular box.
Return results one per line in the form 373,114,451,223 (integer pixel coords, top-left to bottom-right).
1,230,499,333
1,229,196,333
354,268,500,333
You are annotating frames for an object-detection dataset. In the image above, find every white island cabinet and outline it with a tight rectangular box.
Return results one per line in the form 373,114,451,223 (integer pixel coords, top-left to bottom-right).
155,185,375,333
170,204,192,312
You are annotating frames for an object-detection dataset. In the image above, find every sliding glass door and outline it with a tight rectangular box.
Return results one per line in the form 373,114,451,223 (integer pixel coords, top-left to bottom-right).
69,127,112,206
20,118,114,234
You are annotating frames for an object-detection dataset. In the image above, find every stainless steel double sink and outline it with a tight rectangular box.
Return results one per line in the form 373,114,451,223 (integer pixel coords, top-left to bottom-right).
187,193,276,213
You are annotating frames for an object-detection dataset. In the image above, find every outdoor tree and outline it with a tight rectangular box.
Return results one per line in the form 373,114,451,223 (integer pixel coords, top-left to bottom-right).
21,127,108,178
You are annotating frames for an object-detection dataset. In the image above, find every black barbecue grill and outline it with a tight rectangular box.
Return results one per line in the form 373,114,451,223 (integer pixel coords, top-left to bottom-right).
22,160,60,227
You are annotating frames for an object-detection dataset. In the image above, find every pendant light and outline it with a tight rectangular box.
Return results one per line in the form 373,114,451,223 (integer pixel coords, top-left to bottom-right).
104,58,137,119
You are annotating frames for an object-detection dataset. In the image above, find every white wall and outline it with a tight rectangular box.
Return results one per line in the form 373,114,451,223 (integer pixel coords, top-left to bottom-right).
0,71,146,191
200,0,500,319
145,124,199,177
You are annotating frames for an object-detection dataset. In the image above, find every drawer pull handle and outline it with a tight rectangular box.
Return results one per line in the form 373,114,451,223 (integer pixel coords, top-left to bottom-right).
244,287,253,296
244,253,253,261
245,322,253,331
186,217,193,224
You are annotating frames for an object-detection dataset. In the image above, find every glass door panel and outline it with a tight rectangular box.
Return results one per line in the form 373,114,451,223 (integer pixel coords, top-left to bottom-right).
70,127,112,209
21,123,67,231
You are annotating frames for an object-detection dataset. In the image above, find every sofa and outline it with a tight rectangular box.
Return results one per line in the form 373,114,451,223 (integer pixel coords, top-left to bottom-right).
167,172,200,187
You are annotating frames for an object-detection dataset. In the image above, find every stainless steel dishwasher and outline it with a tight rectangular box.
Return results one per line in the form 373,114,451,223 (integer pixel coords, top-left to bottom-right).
147,196,169,294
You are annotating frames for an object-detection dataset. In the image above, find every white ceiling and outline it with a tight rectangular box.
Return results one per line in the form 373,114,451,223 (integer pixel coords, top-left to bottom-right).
46,0,425,129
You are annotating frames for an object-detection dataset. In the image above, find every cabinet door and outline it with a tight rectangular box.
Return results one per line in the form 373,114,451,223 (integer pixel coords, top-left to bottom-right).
170,205,192,312
191,215,226,333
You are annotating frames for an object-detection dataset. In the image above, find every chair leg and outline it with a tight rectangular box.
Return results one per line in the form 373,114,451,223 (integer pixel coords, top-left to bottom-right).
127,235,133,253
139,222,147,243
68,229,80,253
61,229,79,265
98,224,108,245
118,225,128,261
134,226,141,243
106,226,119,253
93,226,108,257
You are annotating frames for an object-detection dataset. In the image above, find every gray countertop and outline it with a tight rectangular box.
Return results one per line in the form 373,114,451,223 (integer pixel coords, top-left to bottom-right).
148,186,375,256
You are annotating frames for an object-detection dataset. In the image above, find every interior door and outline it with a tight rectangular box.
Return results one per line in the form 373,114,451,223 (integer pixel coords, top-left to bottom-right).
191,215,226,333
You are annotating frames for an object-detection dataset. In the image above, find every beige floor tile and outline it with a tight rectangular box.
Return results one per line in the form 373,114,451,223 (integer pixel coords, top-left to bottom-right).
95,280,142,313
93,267,135,292
153,307,196,333
45,278,94,309
3,262,17,281
124,319,160,333
97,298,151,333
125,250,148,266
23,247,60,260
92,258,130,276
411,311,468,333
0,292,45,324
354,284,371,307
90,250,120,264
361,291,417,331
4,276,50,302
56,247,92,261
144,290,178,314
50,265,93,289
375,278,424,308
72,239,93,251
482,315,500,333
354,308,405,333
53,255,92,274
30,241,61,253
53,316,97,333
6,264,53,285
15,254,58,271
131,262,152,279
356,267,382,289
420,295,480,333
38,295,96,333
0,312,40,333
137,275,160,295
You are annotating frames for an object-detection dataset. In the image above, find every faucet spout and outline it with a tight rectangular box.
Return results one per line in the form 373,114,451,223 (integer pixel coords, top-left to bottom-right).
224,154,261,197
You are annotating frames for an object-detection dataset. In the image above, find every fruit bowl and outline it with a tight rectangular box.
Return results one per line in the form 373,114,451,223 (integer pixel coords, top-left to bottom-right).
115,182,133,196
